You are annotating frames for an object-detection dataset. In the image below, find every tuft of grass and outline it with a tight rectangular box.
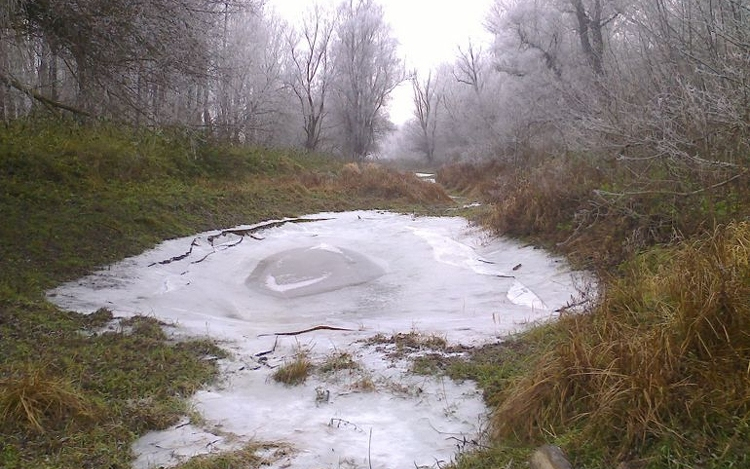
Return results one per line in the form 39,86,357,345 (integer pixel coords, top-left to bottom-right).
367,331,448,356
272,349,313,386
171,442,290,469
319,351,359,374
0,363,94,433
351,375,377,392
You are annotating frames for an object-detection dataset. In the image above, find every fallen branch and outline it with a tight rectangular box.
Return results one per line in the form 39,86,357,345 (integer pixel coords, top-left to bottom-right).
258,325,356,337
206,217,331,245
0,72,91,117
149,239,200,266
255,337,279,357
150,217,331,266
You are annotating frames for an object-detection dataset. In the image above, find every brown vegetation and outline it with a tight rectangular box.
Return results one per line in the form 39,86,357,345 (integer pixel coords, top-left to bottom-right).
492,222,750,462
440,153,750,467
440,155,750,271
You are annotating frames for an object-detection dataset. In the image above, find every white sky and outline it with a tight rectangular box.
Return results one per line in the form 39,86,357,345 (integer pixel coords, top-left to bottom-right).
267,0,495,124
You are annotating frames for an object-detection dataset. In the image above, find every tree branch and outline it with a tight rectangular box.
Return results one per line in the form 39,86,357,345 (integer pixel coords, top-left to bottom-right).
0,73,91,117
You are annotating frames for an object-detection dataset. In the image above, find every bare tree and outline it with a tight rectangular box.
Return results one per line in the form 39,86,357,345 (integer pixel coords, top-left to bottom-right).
331,0,403,159
410,70,440,162
454,42,486,94
287,5,335,152
211,9,293,143
0,0,260,122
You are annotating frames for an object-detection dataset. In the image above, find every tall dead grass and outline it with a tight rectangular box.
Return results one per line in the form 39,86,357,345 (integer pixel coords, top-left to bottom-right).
437,160,509,198
441,154,750,270
0,363,94,433
296,162,452,205
493,222,750,460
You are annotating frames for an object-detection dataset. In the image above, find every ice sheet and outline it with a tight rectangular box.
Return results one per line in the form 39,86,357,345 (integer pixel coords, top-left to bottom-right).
47,211,586,469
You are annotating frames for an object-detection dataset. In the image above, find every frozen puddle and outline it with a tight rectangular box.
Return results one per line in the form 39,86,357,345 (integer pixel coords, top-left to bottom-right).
48,211,585,469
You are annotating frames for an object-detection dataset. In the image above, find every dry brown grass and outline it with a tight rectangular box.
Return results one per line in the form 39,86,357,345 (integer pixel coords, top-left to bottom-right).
0,363,95,433
479,157,603,242
442,154,750,270
271,349,313,386
340,163,452,204
437,160,509,198
172,442,291,469
492,222,750,460
294,162,453,206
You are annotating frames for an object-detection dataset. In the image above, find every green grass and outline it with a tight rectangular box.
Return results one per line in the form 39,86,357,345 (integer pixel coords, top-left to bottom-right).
0,117,454,468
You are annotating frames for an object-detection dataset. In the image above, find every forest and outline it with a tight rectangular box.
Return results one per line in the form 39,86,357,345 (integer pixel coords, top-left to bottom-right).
4,0,749,168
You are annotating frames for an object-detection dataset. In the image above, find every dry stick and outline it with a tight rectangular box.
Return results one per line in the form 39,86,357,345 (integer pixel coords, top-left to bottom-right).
149,239,199,266
149,217,331,266
190,236,244,265
206,217,331,244
368,428,373,469
0,72,92,117
254,337,279,357
258,325,356,337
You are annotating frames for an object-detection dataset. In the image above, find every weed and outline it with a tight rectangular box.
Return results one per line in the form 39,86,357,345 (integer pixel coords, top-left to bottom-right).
366,331,448,359
351,375,377,392
319,351,359,374
171,442,290,469
483,222,750,467
272,349,313,386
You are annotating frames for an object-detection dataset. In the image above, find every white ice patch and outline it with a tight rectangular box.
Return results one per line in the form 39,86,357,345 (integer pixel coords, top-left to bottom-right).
415,172,437,183
265,271,333,293
310,242,345,254
508,280,548,310
47,210,586,469
247,244,386,298
409,227,509,277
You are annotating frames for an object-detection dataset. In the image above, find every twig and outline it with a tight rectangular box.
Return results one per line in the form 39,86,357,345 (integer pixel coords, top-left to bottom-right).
368,428,373,469
258,325,356,337
255,337,279,357
206,217,331,245
150,217,331,266
148,239,199,266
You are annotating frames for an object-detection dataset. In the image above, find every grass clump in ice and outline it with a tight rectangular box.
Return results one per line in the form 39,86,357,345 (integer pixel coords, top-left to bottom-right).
319,351,360,374
171,442,291,469
272,349,314,386
366,331,448,356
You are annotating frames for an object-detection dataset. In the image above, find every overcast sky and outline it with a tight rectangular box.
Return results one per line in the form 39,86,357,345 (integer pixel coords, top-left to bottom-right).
267,0,494,124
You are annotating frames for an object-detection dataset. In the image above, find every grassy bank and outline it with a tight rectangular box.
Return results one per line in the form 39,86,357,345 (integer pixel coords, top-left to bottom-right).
0,118,451,469
439,157,750,468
